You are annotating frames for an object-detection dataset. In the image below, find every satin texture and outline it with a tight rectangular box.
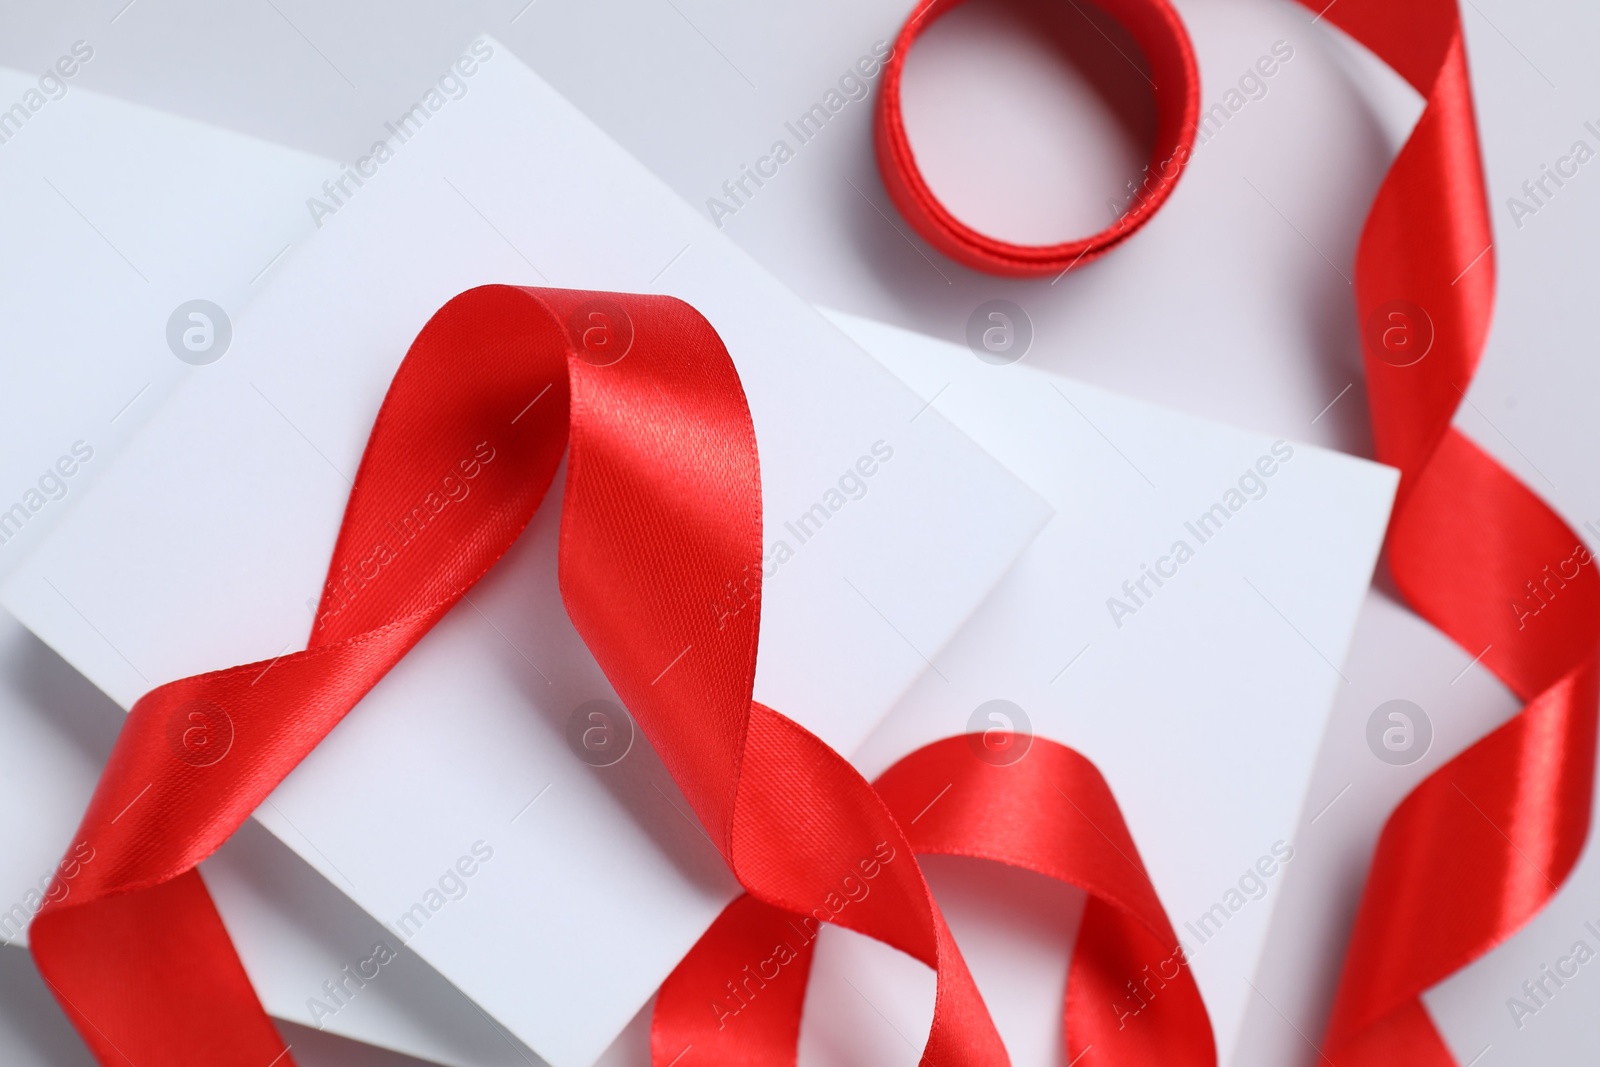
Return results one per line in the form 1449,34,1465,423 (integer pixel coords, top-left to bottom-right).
31,285,1208,1066
651,737,1214,1066
873,0,1200,276
1300,3,1600,1065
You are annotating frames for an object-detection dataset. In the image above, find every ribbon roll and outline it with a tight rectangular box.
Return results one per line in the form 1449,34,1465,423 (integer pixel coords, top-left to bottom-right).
874,0,1201,276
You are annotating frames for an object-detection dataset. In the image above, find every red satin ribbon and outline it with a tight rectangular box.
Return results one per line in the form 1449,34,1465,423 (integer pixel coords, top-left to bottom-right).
876,0,1600,1063
32,284,1207,1066
1298,2,1600,1064
652,737,1212,1067
874,0,1200,276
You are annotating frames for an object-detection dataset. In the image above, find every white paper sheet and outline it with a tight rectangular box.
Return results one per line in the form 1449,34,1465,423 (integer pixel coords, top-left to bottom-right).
0,61,327,564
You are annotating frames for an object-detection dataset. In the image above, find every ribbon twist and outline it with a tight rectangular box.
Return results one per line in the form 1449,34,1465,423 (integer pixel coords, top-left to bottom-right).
874,0,1200,276
1300,2,1600,1062
652,736,1214,1066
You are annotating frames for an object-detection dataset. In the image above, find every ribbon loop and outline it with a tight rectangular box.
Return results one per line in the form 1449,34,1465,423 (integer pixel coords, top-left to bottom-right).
873,0,1201,276
34,284,1025,1065
32,285,755,1064
655,735,1215,1066
1293,3,1600,1062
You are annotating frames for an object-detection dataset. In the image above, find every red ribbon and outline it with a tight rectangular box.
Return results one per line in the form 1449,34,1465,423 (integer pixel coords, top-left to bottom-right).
875,0,1600,1063
874,0,1200,276
1301,2,1600,1063
32,284,1209,1065
653,738,1213,1066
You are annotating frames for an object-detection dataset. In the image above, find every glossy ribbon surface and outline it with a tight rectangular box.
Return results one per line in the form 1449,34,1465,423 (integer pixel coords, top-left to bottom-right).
874,0,1200,276
1300,2,1600,1064
652,736,1213,1066
33,284,1207,1065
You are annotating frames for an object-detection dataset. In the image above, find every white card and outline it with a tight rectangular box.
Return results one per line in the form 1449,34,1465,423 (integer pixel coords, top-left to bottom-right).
826,310,1397,1066
0,38,1045,1067
0,63,326,569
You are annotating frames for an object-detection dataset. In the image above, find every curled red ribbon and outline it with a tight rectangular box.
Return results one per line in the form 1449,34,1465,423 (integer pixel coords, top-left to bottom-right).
874,0,1200,276
32,284,1209,1066
1303,2,1600,1064
875,0,1600,1063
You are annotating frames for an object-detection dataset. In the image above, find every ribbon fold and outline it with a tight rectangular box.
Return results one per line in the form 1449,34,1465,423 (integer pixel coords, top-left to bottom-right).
653,735,1213,1066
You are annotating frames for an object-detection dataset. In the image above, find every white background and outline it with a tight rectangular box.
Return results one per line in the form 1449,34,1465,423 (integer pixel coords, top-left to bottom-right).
0,0,1596,1064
